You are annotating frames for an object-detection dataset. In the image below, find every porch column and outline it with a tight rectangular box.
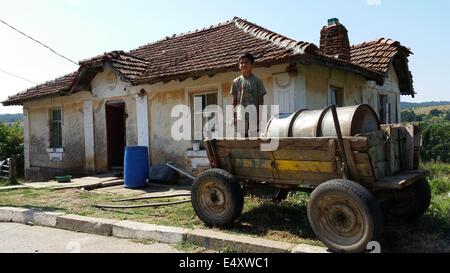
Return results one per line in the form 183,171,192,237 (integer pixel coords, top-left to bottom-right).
23,109,30,170
136,95,149,147
83,100,95,172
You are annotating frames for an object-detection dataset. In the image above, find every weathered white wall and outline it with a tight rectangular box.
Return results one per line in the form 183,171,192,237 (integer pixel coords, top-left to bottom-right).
303,64,365,110
23,62,403,180
362,65,401,123
90,66,138,172
24,97,86,180
137,64,286,168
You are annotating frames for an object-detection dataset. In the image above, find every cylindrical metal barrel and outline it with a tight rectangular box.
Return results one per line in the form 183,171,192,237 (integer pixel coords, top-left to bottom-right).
124,146,149,189
265,104,380,137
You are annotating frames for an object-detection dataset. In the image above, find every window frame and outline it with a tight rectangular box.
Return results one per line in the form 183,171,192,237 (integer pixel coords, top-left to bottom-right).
49,107,63,149
329,86,344,107
190,90,219,140
378,94,391,125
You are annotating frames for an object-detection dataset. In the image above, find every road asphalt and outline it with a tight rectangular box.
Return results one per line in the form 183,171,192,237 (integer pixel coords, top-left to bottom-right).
0,222,184,253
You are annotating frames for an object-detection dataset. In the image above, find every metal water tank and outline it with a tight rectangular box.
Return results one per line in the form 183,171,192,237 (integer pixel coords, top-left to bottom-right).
264,104,380,138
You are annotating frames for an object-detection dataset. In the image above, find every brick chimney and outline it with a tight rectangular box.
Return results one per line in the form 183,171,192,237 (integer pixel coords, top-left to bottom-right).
320,18,351,61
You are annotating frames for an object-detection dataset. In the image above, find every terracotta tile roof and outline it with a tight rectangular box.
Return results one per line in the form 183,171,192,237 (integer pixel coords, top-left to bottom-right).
351,38,414,95
79,51,150,81
129,17,318,84
351,38,412,74
2,72,78,106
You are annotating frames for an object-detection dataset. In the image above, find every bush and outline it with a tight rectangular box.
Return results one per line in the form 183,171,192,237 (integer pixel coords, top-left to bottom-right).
0,122,24,178
421,119,450,163
401,110,422,122
430,108,443,117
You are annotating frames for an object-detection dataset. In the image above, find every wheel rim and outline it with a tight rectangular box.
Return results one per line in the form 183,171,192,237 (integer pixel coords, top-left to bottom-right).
316,193,367,247
197,181,228,221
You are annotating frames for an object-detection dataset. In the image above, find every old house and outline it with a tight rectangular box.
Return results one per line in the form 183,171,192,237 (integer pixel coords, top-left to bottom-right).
2,17,415,181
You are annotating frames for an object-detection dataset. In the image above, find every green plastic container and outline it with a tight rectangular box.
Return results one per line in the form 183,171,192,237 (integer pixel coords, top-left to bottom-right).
55,175,72,183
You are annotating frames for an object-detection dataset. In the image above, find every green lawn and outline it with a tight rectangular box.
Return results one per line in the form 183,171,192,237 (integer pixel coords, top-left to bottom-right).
0,163,448,252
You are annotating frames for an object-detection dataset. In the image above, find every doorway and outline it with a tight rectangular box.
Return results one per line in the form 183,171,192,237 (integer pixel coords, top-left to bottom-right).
106,101,126,169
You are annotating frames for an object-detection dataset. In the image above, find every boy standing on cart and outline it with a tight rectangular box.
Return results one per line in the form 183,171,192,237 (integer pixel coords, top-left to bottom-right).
230,52,267,138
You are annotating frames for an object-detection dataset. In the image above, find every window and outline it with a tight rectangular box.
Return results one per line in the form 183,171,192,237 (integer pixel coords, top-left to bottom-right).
329,86,344,107
191,91,218,141
378,94,391,124
50,108,63,148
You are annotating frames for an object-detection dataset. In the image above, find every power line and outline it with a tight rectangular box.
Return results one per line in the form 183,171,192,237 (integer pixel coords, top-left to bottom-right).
0,68,37,84
0,18,78,66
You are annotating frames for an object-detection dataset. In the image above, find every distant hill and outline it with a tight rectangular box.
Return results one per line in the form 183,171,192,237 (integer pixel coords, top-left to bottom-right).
0,113,23,123
405,104,450,115
401,101,450,110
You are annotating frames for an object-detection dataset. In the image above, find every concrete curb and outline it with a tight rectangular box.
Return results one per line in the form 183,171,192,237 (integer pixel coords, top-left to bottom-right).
186,229,295,253
0,185,30,192
0,207,328,253
112,220,189,244
56,214,120,236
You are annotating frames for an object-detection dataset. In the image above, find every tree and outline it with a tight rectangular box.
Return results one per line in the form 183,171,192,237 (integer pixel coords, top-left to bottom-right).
445,111,450,121
430,108,443,117
401,110,422,122
0,122,24,177
421,120,450,163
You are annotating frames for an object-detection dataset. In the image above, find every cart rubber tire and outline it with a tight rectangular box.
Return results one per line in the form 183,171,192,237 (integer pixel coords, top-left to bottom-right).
385,177,431,222
307,179,383,253
191,168,244,227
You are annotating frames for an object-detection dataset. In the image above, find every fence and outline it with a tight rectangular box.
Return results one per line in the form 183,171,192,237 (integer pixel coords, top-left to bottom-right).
0,155,17,183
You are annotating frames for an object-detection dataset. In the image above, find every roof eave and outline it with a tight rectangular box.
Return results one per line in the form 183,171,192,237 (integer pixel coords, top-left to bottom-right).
310,54,385,85
132,54,311,86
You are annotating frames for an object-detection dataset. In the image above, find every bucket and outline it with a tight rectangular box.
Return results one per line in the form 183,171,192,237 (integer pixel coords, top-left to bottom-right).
124,146,149,189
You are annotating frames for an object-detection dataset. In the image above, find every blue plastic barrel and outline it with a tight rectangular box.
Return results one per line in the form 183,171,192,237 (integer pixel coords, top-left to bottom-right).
124,146,149,189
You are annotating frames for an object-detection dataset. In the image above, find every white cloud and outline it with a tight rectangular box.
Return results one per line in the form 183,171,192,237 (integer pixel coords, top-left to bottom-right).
367,0,381,6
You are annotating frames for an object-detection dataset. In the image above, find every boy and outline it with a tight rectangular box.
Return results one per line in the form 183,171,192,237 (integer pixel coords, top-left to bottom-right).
230,52,267,137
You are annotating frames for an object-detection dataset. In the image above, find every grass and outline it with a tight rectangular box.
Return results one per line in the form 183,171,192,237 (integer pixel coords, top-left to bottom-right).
0,163,449,252
381,162,450,253
0,187,321,246
175,241,208,253
0,178,23,187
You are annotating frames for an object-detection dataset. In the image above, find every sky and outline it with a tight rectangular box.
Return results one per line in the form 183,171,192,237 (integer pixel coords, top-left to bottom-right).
1,0,449,114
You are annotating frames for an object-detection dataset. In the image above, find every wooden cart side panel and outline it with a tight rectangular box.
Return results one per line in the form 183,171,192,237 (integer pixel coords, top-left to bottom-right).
381,123,422,174
213,137,369,152
206,136,377,187
358,131,385,180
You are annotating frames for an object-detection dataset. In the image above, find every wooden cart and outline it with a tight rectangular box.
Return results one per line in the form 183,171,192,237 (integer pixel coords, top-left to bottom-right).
190,106,431,253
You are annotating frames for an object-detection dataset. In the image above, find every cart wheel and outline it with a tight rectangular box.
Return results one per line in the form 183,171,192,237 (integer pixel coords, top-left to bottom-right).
385,177,431,222
191,168,244,227
307,179,383,253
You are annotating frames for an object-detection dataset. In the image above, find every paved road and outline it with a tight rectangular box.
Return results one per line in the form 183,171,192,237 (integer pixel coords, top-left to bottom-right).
0,223,183,253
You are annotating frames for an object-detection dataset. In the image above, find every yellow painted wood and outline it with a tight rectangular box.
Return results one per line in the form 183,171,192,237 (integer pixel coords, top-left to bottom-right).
231,158,335,174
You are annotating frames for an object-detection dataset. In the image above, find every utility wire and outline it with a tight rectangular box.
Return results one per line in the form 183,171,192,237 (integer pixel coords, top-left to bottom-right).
0,68,37,84
0,18,78,66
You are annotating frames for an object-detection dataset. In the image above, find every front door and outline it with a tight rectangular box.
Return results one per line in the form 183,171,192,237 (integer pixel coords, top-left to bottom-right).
273,72,295,114
106,101,126,168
